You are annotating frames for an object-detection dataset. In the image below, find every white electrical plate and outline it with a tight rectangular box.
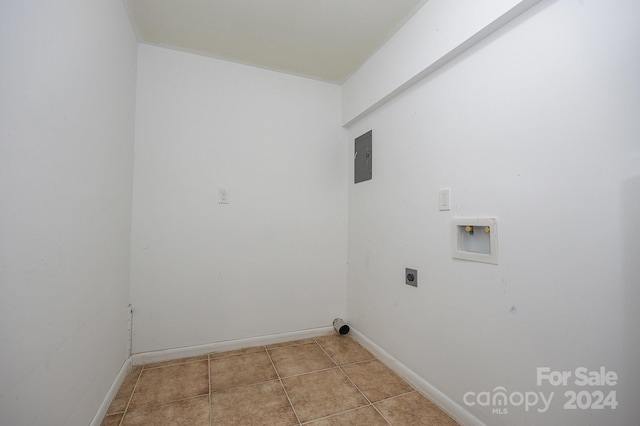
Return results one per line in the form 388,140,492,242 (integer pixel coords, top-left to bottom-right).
218,188,229,204
438,188,451,211
451,217,498,264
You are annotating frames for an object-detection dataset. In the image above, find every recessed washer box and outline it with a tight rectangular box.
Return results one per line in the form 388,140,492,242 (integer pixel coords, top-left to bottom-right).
452,217,498,264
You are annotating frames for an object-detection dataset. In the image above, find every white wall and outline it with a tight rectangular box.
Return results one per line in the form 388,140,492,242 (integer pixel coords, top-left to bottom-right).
0,1,138,425
346,1,640,425
130,45,347,353
341,0,542,126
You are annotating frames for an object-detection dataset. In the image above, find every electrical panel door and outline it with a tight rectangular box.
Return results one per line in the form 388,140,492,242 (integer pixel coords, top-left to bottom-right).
354,130,372,184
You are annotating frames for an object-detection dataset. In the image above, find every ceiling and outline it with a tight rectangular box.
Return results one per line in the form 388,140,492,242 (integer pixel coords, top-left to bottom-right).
124,0,428,83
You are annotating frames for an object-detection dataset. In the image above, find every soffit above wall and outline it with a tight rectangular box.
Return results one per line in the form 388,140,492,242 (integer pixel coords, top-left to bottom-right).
124,0,427,83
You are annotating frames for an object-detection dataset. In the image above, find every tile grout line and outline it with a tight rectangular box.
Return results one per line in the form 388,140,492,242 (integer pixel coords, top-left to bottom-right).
277,365,340,380
337,364,370,401
370,403,394,425
337,358,416,425
315,336,393,426
265,346,302,425
312,337,339,368
208,354,212,426
115,358,210,422
110,337,447,425
376,389,418,403
124,393,209,410
337,356,377,367
116,366,143,426
368,391,414,426
297,404,376,425
314,336,455,425
297,404,363,425
340,366,396,426
341,357,417,425
142,357,207,370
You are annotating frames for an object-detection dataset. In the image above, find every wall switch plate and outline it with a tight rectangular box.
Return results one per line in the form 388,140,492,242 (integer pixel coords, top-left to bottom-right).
405,268,418,287
218,188,229,204
439,188,451,211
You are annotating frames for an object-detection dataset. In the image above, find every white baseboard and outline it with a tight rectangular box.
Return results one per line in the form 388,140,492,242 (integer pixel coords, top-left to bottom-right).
94,326,482,426
90,357,132,426
93,327,333,424
349,328,485,426
130,326,334,366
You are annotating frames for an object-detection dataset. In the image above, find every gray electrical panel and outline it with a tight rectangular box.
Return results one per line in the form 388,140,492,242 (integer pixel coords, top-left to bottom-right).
354,130,372,183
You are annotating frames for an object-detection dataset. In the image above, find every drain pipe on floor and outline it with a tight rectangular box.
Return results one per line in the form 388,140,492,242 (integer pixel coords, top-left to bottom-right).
333,318,350,335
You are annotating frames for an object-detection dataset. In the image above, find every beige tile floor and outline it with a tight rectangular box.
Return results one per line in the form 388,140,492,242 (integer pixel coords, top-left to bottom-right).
102,334,459,425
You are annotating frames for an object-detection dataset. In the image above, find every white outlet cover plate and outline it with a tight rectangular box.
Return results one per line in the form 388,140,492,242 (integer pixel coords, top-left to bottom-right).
218,188,229,204
438,188,451,211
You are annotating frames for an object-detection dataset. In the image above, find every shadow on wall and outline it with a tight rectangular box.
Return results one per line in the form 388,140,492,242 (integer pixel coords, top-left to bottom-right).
621,174,640,394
